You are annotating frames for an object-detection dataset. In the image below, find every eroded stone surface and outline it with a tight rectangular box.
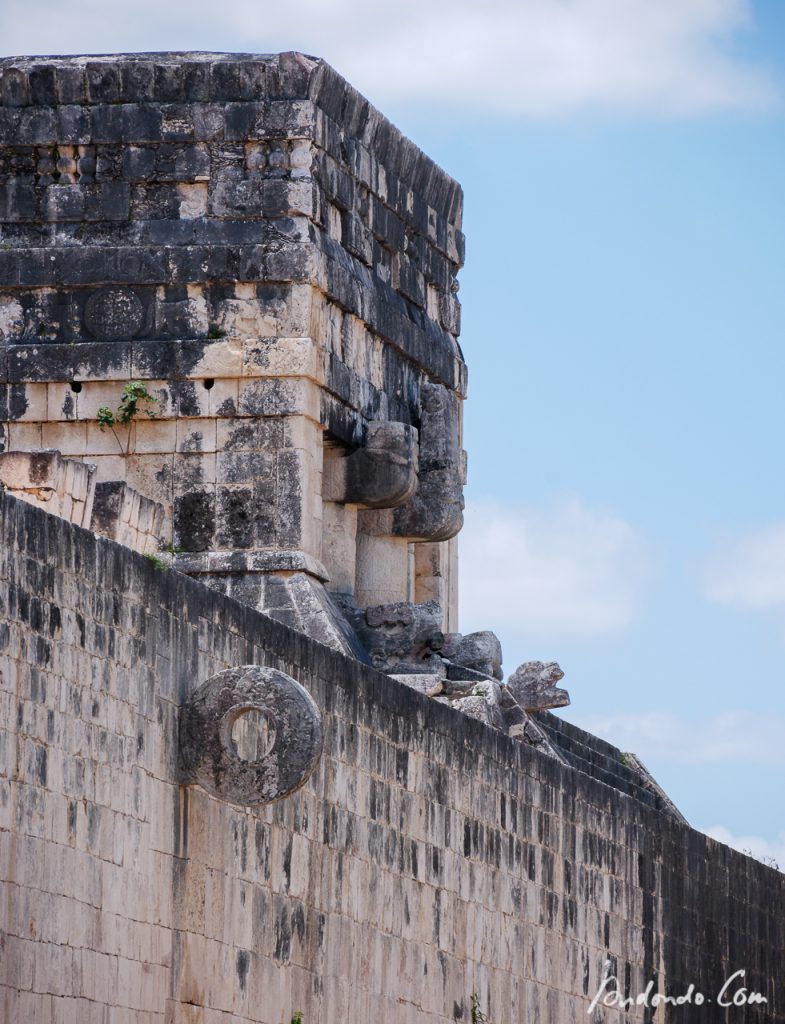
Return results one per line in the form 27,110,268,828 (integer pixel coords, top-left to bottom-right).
1,472,777,1024
0,51,468,636
324,421,419,509
0,448,95,526
389,671,445,697
507,660,570,712
90,478,164,555
387,383,466,542
84,287,145,340
441,630,503,680
179,664,323,805
0,52,749,1024
449,680,505,731
341,598,445,673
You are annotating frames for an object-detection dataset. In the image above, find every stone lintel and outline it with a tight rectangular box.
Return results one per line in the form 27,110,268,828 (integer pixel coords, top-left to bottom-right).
174,548,330,581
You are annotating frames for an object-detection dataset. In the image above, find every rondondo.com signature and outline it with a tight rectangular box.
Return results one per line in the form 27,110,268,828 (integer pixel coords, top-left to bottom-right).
589,962,768,1014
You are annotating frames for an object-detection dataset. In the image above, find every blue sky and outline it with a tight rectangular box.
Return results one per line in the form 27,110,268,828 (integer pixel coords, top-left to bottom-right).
3,0,783,863
453,109,785,850
395,5,785,860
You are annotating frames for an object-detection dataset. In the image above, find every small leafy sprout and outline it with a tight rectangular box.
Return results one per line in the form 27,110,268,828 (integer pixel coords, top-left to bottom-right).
97,381,158,455
115,381,158,425
290,1014,304,1024
144,553,167,571
96,406,115,429
208,323,226,339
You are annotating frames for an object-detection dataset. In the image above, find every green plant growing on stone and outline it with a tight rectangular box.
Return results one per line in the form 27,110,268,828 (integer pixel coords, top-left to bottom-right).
97,381,158,456
207,323,226,338
290,1014,304,1024
470,993,493,1024
150,539,183,569
144,552,167,571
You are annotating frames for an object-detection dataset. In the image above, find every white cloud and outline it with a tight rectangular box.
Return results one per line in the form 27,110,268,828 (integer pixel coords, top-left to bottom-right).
0,0,777,118
702,522,785,616
459,497,650,638
703,825,785,872
571,711,785,871
568,709,785,765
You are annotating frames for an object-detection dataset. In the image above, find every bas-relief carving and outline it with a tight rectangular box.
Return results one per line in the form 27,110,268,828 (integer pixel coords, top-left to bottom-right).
390,383,465,542
343,595,566,756
179,665,323,806
84,286,145,339
324,421,419,510
340,599,446,674
0,58,719,1024
0,51,470,664
0,50,575,770
507,661,571,713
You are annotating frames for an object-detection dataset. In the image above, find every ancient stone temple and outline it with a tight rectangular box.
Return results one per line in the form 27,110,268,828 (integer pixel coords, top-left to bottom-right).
0,50,468,654
0,51,783,1024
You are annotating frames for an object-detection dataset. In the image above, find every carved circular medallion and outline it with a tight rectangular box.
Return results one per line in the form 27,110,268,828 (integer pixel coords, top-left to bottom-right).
84,287,144,340
179,665,323,805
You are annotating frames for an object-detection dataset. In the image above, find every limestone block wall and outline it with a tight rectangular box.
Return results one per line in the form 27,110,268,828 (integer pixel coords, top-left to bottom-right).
0,52,467,627
0,449,165,555
0,448,96,526
1,490,783,1023
90,478,165,555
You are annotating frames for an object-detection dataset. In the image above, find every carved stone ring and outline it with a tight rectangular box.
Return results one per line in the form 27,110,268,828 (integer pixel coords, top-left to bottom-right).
179,666,323,805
